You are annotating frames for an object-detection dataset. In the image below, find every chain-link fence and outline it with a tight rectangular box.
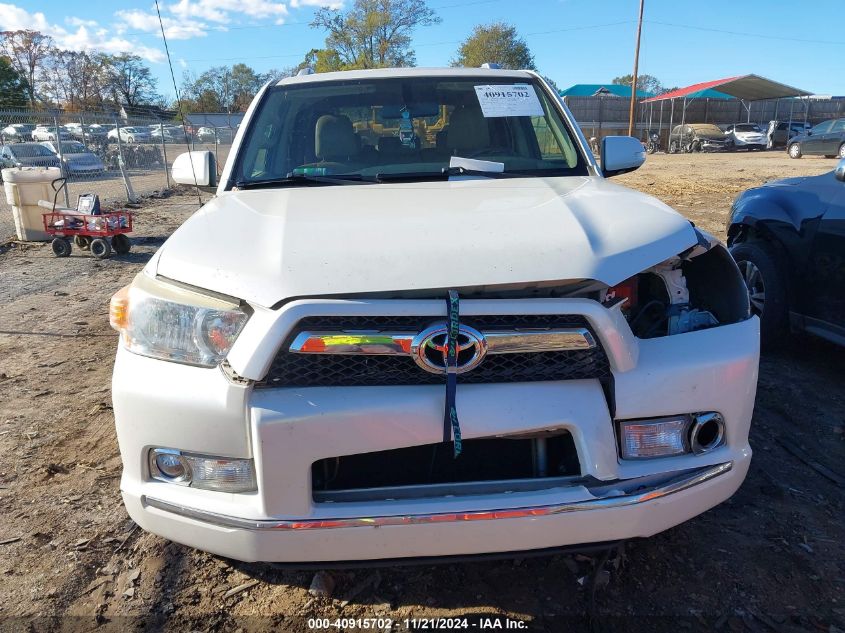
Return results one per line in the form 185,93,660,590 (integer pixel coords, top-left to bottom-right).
0,107,235,241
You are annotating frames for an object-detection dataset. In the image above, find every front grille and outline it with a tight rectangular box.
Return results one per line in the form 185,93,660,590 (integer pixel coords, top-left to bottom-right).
258,314,611,388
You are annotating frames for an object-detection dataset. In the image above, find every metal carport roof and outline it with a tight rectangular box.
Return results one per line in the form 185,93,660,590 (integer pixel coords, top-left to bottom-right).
642,74,811,103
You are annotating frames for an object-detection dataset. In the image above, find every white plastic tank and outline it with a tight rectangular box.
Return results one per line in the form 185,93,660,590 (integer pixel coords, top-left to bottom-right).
2,166,63,241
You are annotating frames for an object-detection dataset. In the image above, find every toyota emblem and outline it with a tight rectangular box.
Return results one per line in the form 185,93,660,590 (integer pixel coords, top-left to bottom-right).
410,323,488,375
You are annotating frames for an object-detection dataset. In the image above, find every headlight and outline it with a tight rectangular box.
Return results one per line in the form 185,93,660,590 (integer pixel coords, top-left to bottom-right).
110,274,248,367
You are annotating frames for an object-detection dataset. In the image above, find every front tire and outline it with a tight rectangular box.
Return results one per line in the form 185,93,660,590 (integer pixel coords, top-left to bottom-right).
111,234,131,254
838,143,845,159
90,238,112,259
788,143,802,159
51,238,71,258
730,241,789,347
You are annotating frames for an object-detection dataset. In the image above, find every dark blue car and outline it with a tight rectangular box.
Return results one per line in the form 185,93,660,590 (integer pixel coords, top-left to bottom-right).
728,159,845,347
787,118,845,160
0,142,61,170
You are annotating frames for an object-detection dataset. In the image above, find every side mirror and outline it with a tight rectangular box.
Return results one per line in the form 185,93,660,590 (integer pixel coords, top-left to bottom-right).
835,158,845,182
601,136,646,177
171,151,217,188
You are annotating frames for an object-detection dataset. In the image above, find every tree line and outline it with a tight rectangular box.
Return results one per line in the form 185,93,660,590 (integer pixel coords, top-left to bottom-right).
2,0,670,114
0,30,160,110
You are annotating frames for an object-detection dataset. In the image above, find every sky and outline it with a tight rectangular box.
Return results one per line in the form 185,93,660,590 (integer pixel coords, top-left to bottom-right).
3,0,844,99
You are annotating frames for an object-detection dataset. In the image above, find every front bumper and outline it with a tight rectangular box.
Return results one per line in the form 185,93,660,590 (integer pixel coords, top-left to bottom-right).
113,299,759,563
700,140,733,151
733,137,766,148
126,460,747,563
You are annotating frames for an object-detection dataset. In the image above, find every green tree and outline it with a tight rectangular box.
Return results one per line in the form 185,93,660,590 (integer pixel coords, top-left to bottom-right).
452,22,535,70
181,63,265,112
310,0,440,70
0,30,53,105
0,56,28,107
230,63,263,111
612,73,665,96
104,53,159,106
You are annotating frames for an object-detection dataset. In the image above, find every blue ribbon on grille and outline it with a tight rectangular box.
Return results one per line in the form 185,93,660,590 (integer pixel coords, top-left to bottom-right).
444,290,462,458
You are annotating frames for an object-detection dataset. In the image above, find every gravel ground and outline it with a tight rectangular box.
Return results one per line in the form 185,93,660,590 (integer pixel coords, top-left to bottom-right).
0,152,843,633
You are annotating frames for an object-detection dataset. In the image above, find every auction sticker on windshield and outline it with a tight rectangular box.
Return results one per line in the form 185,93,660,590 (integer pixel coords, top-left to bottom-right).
474,84,544,118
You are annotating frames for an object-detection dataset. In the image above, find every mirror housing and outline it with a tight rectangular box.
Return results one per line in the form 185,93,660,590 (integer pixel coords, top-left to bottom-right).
601,135,646,177
835,158,845,182
171,151,217,188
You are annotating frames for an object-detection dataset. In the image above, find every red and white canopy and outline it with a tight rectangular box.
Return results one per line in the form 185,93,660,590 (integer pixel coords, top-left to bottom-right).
642,74,811,103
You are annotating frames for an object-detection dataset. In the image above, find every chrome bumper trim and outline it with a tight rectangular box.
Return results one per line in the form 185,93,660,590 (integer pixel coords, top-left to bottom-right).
143,462,732,531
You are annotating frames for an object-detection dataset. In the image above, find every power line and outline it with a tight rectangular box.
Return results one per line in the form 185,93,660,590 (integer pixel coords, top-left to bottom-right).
646,20,845,46
154,0,202,206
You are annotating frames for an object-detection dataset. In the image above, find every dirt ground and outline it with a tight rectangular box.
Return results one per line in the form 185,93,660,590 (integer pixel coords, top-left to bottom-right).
0,152,843,632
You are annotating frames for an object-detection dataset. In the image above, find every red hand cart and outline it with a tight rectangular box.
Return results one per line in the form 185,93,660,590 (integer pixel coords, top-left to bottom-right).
41,178,133,259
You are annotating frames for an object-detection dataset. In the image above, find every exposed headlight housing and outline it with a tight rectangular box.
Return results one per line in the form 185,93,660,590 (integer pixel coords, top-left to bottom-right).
149,448,257,493
110,274,248,367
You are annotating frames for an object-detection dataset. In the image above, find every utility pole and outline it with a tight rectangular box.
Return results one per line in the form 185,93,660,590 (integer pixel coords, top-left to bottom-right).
628,0,645,137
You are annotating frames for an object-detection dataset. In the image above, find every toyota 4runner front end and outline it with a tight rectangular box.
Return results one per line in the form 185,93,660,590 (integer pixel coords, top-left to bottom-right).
110,68,758,563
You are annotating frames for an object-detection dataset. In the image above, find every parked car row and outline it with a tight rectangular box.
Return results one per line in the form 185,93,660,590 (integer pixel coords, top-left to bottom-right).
1,122,238,146
662,118,845,158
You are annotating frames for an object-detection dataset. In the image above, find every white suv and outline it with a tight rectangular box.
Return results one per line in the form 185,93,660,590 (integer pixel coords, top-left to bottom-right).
109,68,758,564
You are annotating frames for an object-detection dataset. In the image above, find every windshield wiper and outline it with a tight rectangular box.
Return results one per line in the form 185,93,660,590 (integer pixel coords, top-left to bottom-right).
373,168,517,183
235,173,369,189
374,161,520,183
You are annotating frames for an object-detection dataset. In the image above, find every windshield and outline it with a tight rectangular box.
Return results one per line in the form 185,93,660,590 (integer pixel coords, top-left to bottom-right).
690,125,724,136
233,76,587,186
14,145,56,157
734,124,761,132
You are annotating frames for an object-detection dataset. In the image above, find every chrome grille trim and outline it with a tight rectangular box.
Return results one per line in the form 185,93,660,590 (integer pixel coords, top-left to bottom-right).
289,327,596,355
258,314,611,387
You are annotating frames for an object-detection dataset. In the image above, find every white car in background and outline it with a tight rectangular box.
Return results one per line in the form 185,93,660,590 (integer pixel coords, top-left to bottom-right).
196,126,235,143
1,123,35,142
108,126,151,144
109,67,758,564
724,123,767,151
30,125,71,142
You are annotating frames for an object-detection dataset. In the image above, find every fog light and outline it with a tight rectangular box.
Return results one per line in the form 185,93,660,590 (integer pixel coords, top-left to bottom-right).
149,449,256,492
690,412,725,454
154,451,189,481
618,416,689,459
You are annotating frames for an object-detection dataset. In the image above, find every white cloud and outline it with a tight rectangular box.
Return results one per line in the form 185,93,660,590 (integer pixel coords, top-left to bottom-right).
115,9,209,40
0,3,165,63
168,0,289,23
290,0,344,8
66,16,97,28
0,3,51,31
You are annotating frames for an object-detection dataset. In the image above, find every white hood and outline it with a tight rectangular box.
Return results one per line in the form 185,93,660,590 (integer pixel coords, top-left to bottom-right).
734,131,765,142
155,177,697,308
